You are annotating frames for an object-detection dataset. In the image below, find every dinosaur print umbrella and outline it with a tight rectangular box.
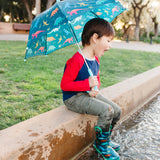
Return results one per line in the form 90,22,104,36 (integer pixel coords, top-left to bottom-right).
24,0,126,60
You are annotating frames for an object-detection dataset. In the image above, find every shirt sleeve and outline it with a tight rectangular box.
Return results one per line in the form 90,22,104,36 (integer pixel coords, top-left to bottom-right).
61,53,90,91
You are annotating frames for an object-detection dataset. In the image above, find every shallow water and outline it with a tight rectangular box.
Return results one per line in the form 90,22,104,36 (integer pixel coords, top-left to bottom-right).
77,95,160,160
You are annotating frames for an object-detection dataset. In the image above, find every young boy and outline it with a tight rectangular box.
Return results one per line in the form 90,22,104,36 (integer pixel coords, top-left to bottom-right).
60,18,121,160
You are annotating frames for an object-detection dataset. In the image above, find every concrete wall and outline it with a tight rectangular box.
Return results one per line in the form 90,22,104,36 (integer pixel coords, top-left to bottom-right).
1,66,160,160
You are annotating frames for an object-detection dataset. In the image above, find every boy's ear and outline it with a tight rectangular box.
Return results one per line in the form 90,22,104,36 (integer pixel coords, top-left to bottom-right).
92,33,99,43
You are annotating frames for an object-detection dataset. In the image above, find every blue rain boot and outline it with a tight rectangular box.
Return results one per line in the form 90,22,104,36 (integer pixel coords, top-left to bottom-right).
93,126,120,160
109,125,120,151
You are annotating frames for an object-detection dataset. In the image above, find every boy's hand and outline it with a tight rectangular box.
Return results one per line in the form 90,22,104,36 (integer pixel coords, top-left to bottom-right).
89,88,99,97
89,76,99,88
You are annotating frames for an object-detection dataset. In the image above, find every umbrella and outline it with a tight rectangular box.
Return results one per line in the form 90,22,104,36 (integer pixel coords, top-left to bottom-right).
25,0,126,79
25,0,125,60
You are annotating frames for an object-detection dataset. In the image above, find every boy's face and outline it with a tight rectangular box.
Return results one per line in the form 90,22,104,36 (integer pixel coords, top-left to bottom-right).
94,35,112,57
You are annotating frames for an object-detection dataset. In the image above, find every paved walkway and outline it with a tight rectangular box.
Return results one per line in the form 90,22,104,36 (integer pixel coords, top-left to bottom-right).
111,40,160,53
0,34,160,53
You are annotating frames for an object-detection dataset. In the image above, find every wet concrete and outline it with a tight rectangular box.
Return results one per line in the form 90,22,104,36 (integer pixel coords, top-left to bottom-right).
76,95,160,160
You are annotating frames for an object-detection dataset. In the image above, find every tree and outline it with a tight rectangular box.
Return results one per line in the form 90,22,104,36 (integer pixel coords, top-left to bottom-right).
0,0,34,23
131,0,150,41
148,0,160,38
35,0,41,16
116,9,135,39
46,0,56,9
23,0,33,22
0,1,5,21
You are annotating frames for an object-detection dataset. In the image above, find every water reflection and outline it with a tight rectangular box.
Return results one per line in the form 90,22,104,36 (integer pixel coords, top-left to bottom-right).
77,95,160,160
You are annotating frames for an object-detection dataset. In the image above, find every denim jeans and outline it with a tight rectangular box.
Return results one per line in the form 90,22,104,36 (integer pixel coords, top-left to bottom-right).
64,92,121,130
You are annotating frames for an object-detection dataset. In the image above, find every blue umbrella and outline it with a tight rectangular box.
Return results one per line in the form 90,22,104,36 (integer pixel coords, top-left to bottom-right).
25,0,125,59
25,0,126,79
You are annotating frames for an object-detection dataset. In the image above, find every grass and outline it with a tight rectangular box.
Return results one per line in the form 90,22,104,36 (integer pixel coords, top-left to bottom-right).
0,40,160,130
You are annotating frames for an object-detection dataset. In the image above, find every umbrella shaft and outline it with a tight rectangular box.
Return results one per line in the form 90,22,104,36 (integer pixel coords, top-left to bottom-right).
68,22,93,76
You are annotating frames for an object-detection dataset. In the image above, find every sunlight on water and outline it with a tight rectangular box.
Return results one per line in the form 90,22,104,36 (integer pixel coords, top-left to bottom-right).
77,95,160,160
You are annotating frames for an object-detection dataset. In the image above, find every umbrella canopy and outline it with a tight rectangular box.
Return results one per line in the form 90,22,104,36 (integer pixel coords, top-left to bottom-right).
25,0,126,60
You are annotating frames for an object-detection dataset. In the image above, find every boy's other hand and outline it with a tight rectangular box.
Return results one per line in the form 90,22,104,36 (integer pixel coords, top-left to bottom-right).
89,76,99,88
89,88,99,97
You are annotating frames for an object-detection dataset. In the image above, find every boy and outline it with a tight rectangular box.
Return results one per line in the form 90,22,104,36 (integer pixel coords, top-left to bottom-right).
61,18,121,160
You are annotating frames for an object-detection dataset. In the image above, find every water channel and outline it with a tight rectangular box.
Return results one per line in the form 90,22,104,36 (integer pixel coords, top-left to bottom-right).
76,95,160,160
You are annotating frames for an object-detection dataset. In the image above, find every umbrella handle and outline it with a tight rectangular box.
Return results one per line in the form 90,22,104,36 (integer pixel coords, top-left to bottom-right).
88,68,98,91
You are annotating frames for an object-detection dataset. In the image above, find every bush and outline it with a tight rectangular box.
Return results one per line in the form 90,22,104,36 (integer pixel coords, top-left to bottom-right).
140,32,160,44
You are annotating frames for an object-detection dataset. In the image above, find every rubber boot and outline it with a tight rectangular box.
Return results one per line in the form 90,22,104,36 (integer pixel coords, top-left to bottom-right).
109,125,120,151
93,126,120,160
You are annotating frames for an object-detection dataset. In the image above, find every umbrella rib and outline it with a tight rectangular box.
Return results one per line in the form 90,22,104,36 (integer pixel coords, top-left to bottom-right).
90,10,100,18
68,22,93,76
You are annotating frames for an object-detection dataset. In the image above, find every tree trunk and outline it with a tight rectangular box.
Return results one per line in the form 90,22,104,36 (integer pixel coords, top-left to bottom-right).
154,23,158,38
35,0,41,16
131,0,150,41
135,25,140,41
135,18,140,41
23,0,32,22
0,8,3,21
46,0,56,9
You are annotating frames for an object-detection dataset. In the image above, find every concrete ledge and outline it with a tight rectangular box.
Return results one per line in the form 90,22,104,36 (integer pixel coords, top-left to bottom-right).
1,66,160,160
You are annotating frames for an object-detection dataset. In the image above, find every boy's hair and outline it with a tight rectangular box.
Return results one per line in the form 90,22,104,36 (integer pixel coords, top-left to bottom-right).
81,18,115,47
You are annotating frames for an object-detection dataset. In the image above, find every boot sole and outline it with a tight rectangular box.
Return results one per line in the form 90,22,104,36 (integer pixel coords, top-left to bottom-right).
93,144,120,160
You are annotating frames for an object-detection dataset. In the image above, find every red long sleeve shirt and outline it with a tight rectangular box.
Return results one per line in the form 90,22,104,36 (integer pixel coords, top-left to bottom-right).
61,51,100,101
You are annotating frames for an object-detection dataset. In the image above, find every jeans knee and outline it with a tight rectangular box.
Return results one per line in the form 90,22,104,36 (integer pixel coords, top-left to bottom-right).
102,106,114,120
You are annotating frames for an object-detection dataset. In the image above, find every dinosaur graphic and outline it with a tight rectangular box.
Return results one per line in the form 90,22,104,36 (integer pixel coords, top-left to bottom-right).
67,9,83,16
112,6,119,15
32,31,45,39
96,12,102,16
96,0,106,5
47,27,51,31
63,28,70,35
72,15,82,25
78,3,87,6
47,37,56,41
74,16,82,23
49,26,60,34
74,25,82,30
104,10,109,15
38,47,45,52
64,2,70,9
50,8,59,17
58,36,62,43
48,45,56,51
43,20,49,26
28,48,33,54
63,37,73,45
54,17,64,26
34,19,40,28
41,37,45,43
35,42,39,48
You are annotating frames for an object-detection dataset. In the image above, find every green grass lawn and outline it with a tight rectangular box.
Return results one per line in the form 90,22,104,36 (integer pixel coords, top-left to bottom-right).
0,40,160,130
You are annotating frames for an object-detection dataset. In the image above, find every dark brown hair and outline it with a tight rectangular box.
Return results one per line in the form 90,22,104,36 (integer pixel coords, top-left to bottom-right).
81,18,115,47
